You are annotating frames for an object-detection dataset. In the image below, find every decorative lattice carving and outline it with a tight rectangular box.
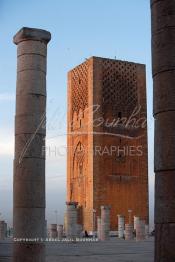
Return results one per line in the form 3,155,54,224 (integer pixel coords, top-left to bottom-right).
102,59,138,117
71,61,88,117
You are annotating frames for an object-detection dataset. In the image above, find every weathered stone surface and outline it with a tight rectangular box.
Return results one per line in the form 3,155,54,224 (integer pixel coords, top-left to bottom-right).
15,134,45,160
153,71,175,114
13,27,51,45
17,54,46,73
151,1,175,76
155,171,175,223
15,114,46,135
151,0,175,32
13,208,45,238
14,158,45,180
16,94,46,115
14,179,45,207
17,40,47,57
154,111,175,171
152,29,175,76
155,223,175,261
16,71,46,96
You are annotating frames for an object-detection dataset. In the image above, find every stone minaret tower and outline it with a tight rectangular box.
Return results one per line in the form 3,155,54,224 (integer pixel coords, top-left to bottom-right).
67,56,148,231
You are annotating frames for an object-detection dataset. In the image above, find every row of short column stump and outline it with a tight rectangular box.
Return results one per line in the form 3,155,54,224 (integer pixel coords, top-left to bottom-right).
117,215,149,241
98,212,148,241
47,203,149,242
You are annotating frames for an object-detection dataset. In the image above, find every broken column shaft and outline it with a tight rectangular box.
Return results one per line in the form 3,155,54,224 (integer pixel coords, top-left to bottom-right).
151,1,175,260
134,216,140,231
57,225,63,240
100,206,110,241
97,216,102,240
13,27,51,262
125,224,134,240
136,220,145,241
118,215,125,239
49,224,58,238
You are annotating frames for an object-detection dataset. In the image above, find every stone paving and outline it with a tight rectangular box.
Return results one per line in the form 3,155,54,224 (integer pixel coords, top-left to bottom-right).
0,237,154,262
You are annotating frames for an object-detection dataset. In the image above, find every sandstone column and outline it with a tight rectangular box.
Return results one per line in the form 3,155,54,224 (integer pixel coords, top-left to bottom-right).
100,206,110,241
118,215,125,239
49,224,58,238
145,224,149,239
151,1,175,260
136,220,145,241
93,209,96,236
125,224,134,240
13,27,51,262
97,216,102,240
128,209,132,225
134,216,140,231
57,224,64,240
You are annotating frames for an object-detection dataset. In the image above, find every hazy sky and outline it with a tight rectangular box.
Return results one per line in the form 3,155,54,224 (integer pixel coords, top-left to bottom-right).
0,0,154,227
